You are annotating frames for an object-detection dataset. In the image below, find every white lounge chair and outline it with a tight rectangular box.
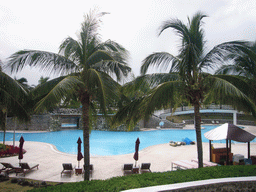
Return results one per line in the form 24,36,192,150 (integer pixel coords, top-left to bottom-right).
171,160,197,170
191,159,218,167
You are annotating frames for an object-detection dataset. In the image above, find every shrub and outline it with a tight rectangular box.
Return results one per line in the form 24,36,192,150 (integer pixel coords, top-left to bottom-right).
11,178,18,183
21,180,30,186
0,144,26,157
28,165,256,192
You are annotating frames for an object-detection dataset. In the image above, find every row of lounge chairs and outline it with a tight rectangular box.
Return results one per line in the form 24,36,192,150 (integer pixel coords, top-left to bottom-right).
171,159,218,170
123,163,151,175
61,163,93,177
2,160,216,178
61,163,151,177
0,162,39,176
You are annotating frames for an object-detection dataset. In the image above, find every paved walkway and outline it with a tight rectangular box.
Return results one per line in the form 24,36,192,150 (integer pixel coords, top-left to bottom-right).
2,141,256,183
1,125,256,183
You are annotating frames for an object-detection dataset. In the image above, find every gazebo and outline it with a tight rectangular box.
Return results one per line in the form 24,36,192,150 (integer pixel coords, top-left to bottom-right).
204,123,255,165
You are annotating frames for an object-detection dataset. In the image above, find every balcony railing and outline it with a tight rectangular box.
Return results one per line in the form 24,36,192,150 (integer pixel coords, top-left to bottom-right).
155,105,237,115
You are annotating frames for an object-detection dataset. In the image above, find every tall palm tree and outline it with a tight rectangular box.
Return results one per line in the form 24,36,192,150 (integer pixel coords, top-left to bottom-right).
113,12,256,168
7,10,131,180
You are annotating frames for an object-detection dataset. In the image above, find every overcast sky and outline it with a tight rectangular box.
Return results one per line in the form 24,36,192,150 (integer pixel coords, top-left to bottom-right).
1,0,256,86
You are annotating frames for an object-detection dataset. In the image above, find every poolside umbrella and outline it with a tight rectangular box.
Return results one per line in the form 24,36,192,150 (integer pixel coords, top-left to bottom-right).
133,138,140,167
77,137,83,168
18,135,25,163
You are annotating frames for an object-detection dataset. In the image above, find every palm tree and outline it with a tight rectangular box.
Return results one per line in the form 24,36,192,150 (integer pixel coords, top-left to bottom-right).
0,61,30,146
7,10,131,180
113,12,256,168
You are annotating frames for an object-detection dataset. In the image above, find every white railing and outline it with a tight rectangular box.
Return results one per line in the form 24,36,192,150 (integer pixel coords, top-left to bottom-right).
155,105,236,115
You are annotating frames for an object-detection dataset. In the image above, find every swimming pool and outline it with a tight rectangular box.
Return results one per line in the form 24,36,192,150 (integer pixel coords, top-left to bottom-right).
1,125,254,156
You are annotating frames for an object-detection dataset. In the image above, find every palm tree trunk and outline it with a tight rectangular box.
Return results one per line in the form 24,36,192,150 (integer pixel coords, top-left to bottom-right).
80,92,90,181
194,103,203,168
0,107,7,146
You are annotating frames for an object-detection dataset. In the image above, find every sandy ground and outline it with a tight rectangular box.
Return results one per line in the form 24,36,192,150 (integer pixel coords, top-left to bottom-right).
1,125,256,183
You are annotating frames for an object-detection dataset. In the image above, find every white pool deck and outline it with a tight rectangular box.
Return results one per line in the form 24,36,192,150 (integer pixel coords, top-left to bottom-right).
1,125,256,190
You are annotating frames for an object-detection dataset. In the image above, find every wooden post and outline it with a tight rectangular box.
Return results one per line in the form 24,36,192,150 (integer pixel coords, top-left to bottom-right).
229,140,231,152
248,142,250,159
226,139,229,165
209,140,212,162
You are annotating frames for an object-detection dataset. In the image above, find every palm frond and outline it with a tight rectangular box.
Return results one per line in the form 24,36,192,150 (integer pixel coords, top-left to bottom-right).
87,50,113,66
0,71,27,97
204,75,256,116
91,40,130,81
214,65,242,75
34,76,82,112
159,18,189,39
59,37,83,68
7,50,77,75
201,41,251,70
141,52,178,75
31,76,69,100
123,73,180,94
86,69,120,114
99,40,128,56
143,81,185,118
111,97,145,131
93,61,131,82
154,12,207,77
188,12,207,54
0,71,30,121
80,10,104,39
219,42,256,79
113,80,185,129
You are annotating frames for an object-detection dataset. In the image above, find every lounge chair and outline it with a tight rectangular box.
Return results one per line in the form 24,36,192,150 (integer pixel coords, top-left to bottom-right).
171,160,198,170
191,159,218,167
123,164,133,175
61,163,73,177
16,163,39,176
180,160,202,167
172,160,214,171
0,162,20,176
140,163,151,173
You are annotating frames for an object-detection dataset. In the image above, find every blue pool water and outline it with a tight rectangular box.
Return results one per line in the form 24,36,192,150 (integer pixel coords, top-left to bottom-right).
1,125,254,156
61,123,77,127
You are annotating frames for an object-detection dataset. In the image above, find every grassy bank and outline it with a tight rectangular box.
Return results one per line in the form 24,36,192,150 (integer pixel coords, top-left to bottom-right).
13,165,255,192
